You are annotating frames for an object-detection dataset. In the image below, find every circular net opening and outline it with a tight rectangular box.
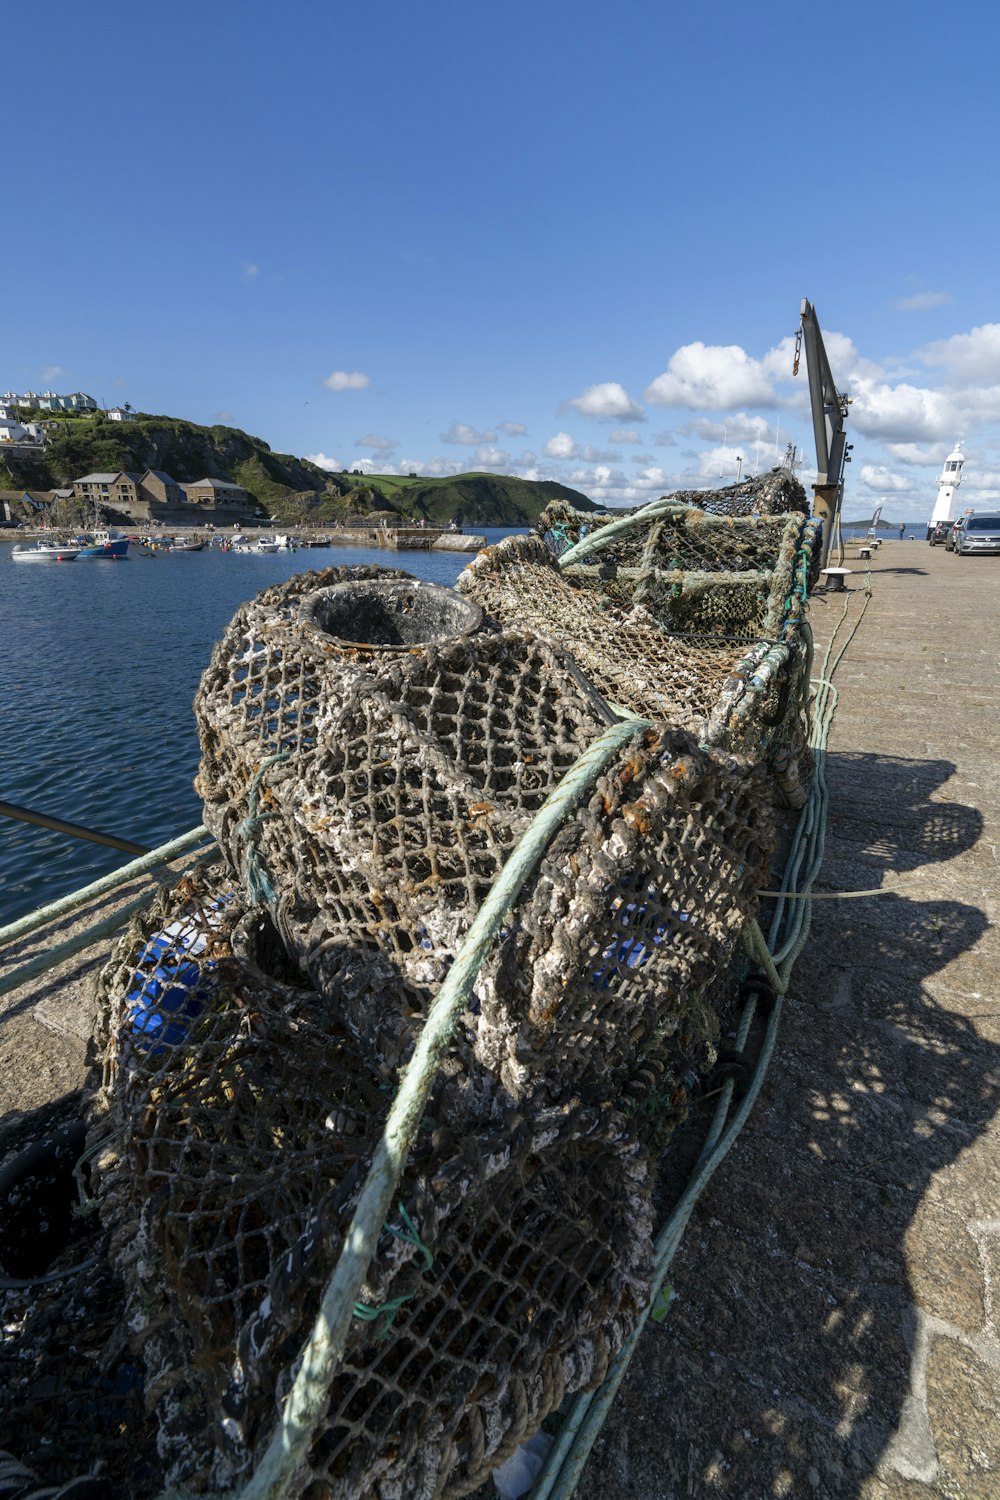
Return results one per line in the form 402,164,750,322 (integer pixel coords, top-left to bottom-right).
301,579,483,649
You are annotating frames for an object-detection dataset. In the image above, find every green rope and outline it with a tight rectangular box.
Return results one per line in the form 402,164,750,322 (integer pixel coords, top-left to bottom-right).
235,716,651,1500
351,1203,435,1338
532,538,875,1500
237,753,289,907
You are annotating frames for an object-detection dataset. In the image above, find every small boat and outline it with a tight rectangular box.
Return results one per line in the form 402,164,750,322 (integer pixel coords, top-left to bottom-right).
75,529,129,559
232,535,279,554
11,541,80,563
168,537,206,552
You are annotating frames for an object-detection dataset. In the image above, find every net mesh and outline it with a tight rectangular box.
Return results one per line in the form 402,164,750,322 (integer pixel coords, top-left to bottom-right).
10,531,820,1498
457,532,813,805
87,869,657,1496
540,504,810,641
73,562,779,1496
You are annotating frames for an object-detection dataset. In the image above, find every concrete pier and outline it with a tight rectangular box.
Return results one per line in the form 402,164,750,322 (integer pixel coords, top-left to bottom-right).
575,542,1000,1499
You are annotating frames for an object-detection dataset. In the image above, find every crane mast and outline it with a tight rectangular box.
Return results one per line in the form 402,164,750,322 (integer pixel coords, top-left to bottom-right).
798,298,851,567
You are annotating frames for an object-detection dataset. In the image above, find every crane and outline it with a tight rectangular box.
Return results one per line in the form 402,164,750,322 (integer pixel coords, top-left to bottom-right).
797,298,852,567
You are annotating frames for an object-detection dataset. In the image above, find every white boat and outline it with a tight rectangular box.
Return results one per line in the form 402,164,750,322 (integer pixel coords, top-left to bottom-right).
232,535,279,554
11,541,80,563
168,537,205,552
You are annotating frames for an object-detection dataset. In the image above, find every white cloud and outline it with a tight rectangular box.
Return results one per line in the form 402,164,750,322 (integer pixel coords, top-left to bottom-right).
441,420,497,445
687,412,773,443
895,290,952,311
305,452,344,471
582,445,621,463
323,370,370,391
884,442,949,466
242,262,259,283
696,446,752,480
40,364,65,382
471,444,509,467
645,342,774,410
544,432,580,460
356,433,397,451
517,449,537,465
610,428,643,444
564,382,645,421
497,420,528,436
859,464,913,493
652,431,677,447
849,378,958,441
920,322,1000,383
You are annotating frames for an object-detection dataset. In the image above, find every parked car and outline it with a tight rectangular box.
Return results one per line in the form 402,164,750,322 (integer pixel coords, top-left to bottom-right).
928,521,949,545
954,514,1000,556
944,517,967,551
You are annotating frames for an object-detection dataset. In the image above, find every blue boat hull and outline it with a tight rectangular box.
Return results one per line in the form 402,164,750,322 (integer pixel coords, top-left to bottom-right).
77,539,129,558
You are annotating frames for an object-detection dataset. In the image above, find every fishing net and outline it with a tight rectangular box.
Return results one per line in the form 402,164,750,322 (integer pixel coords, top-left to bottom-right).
57,552,793,1499
540,468,808,555
193,569,774,1103
87,868,656,1496
458,534,813,807
539,505,810,641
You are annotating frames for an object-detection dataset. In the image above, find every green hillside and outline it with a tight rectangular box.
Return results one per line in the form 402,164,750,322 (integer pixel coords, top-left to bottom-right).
4,413,340,507
2,411,598,523
341,471,599,525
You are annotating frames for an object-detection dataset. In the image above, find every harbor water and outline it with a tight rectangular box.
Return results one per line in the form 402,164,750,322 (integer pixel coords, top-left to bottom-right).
0,532,525,925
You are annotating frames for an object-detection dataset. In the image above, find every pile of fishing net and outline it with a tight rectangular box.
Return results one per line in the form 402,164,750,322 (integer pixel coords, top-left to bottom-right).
83,558,782,1496
457,515,816,806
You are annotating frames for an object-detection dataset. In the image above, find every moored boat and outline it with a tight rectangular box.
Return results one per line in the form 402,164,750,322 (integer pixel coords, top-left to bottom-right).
75,529,129,559
168,536,206,552
10,541,80,562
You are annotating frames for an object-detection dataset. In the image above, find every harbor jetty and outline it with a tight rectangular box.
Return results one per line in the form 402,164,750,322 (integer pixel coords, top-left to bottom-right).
574,542,1000,1500
1,542,997,1497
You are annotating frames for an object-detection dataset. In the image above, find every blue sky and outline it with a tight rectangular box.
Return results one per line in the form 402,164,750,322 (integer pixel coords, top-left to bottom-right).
7,0,1000,520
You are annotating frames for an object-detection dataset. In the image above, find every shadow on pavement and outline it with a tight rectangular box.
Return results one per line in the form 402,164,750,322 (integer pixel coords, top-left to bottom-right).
576,751,998,1499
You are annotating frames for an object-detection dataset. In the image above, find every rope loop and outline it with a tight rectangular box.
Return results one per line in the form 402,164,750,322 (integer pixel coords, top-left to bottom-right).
236,752,290,907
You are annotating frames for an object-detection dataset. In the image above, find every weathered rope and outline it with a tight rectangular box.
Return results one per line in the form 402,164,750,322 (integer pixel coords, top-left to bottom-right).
236,716,652,1500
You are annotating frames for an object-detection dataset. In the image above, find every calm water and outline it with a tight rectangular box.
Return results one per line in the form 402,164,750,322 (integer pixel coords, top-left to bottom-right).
0,531,525,924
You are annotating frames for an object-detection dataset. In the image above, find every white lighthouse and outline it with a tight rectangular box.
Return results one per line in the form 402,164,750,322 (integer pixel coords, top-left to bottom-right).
929,440,964,529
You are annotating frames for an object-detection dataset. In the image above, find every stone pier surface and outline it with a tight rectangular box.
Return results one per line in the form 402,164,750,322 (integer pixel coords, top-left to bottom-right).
576,542,1000,1500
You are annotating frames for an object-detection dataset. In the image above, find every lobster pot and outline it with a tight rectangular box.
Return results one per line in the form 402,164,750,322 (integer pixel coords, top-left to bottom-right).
557,509,809,641
459,535,810,811
88,870,654,1497
458,535,766,732
539,470,808,554
194,570,774,1103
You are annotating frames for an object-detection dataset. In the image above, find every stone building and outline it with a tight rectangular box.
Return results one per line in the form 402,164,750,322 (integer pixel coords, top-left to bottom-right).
72,468,259,524
183,476,255,514
139,470,185,508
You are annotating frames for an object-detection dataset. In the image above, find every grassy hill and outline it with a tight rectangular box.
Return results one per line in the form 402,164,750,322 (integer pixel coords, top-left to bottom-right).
3,413,339,508
1,411,598,524
337,471,599,526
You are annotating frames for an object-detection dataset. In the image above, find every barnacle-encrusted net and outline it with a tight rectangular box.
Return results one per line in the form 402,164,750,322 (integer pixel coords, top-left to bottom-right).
88,869,657,1496
457,533,813,806
192,571,774,1101
539,504,810,640
541,469,807,554
63,539,811,1498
